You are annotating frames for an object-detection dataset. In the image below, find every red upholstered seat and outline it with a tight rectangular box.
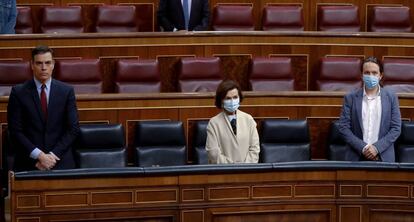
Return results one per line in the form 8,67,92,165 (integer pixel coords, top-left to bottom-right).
54,59,102,94
249,57,295,91
179,57,222,92
212,5,254,31
40,6,84,33
94,5,138,33
262,5,304,31
369,6,412,32
0,60,31,96
317,5,360,32
317,57,362,91
383,58,414,93
115,59,161,93
15,7,33,34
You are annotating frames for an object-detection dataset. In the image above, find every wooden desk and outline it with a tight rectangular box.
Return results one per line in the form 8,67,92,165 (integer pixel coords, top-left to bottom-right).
9,162,414,222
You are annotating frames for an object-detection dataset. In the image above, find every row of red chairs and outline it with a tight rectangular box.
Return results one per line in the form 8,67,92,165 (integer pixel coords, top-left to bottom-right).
1,56,413,95
14,4,413,34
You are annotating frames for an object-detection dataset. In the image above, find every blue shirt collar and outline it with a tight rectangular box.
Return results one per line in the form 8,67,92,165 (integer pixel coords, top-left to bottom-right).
34,77,52,90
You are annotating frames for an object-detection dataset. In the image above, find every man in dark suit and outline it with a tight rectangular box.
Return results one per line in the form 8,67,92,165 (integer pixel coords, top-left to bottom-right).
157,0,209,31
7,45,79,171
337,56,401,162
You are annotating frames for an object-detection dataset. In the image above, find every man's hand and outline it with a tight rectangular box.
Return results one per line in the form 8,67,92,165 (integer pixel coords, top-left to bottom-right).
37,152,57,170
363,145,379,160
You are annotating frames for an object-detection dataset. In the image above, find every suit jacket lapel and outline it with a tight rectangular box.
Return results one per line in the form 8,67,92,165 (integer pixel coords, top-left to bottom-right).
189,0,196,21
355,88,364,134
379,89,388,137
178,0,185,22
29,80,46,123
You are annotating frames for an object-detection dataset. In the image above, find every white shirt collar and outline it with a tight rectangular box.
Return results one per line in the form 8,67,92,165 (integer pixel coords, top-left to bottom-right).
363,86,381,99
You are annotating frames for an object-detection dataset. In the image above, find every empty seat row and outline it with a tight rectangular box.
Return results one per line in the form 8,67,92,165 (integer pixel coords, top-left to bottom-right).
62,119,414,168
13,4,413,34
73,119,311,168
1,56,414,95
16,5,140,34
215,4,412,32
0,57,297,95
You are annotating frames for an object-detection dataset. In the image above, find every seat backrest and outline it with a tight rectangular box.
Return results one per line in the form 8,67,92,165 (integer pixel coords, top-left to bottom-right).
317,57,362,91
249,57,294,91
192,120,209,164
260,119,310,163
262,5,304,31
15,7,33,34
40,6,84,33
327,121,347,161
179,57,222,92
75,124,126,168
383,58,414,93
212,5,254,31
94,5,138,33
396,121,414,163
115,59,161,93
54,59,103,94
317,5,360,32
369,6,412,32
134,121,187,167
0,60,31,96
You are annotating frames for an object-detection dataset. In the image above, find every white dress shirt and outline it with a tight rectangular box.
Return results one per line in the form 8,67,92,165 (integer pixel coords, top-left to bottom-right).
362,87,382,146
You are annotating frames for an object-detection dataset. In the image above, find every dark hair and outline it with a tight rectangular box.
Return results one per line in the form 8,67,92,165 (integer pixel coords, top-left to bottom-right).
214,80,243,109
32,45,54,60
362,56,383,73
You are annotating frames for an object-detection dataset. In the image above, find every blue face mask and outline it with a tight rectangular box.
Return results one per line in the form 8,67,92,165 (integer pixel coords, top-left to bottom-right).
223,98,240,113
363,74,380,89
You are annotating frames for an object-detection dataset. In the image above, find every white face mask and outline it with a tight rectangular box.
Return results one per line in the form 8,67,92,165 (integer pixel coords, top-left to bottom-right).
223,98,240,113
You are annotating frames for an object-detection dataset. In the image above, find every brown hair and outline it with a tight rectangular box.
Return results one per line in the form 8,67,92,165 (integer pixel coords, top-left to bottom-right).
32,45,54,60
362,56,383,73
214,80,243,109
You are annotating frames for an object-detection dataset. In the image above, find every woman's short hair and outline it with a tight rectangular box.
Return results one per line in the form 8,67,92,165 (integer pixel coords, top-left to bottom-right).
214,80,243,109
362,56,383,73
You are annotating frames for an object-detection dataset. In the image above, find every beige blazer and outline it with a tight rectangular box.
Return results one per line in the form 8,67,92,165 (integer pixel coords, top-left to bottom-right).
206,110,260,164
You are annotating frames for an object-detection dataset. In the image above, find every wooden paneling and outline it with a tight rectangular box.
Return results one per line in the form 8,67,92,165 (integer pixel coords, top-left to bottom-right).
11,169,414,222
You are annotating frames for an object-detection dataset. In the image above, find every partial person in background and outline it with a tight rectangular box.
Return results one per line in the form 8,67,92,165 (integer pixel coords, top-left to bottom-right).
157,0,209,31
337,56,401,162
206,80,260,164
8,45,80,171
0,0,17,34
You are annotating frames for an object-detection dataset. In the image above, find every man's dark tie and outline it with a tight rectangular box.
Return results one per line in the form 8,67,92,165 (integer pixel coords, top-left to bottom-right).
40,84,47,119
230,118,237,135
183,0,190,30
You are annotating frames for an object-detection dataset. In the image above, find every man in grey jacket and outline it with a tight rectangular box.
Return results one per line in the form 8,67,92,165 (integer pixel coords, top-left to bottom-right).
337,56,401,162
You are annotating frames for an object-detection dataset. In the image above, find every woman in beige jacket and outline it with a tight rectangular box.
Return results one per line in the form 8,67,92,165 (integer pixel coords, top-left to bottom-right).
206,80,260,164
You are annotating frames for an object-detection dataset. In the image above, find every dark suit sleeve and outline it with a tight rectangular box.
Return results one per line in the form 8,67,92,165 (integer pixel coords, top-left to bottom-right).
337,93,367,154
7,87,36,155
193,0,210,31
373,93,401,154
157,0,175,31
50,87,79,158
